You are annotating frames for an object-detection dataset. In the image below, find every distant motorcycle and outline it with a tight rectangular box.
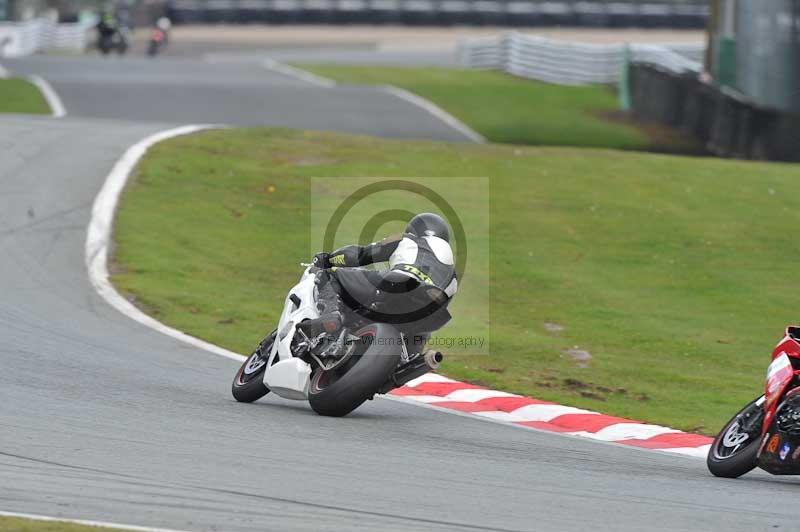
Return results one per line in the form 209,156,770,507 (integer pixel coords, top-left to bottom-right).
97,26,129,56
708,326,800,477
147,28,166,57
231,262,446,416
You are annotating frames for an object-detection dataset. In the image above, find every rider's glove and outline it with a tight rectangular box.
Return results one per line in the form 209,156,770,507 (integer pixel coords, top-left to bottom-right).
312,252,331,269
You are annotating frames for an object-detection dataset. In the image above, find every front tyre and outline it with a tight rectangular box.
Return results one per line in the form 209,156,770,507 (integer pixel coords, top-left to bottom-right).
308,323,401,417
232,330,276,403
707,396,764,478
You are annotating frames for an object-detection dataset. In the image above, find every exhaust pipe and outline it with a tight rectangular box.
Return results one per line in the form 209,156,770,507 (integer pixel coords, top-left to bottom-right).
379,350,443,394
423,349,443,369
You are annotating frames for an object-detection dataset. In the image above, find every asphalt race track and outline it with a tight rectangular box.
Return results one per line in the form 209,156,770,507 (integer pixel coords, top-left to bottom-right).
2,55,467,139
1,49,798,532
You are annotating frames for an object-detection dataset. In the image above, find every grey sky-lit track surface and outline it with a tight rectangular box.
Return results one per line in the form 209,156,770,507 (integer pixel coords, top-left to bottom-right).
2,55,467,139
202,46,458,66
1,45,797,532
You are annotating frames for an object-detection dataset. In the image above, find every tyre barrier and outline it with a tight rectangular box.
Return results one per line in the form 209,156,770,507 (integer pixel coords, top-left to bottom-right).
629,63,800,162
166,0,708,27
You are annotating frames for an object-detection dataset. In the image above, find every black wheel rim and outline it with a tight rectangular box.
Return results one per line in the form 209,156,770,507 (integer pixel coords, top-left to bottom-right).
713,401,764,460
235,334,275,386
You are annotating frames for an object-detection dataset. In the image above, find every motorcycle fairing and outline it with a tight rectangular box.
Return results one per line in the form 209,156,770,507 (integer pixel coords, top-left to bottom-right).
765,354,793,408
262,267,318,399
761,328,800,433
264,358,312,400
754,327,800,474
757,404,800,475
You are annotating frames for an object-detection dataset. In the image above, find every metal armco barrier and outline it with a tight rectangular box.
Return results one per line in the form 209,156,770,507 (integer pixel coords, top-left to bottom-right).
459,33,703,85
0,18,93,57
629,63,800,162
166,0,709,27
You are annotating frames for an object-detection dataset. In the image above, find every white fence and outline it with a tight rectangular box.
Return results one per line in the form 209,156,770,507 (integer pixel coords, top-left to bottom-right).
459,33,703,85
0,18,94,57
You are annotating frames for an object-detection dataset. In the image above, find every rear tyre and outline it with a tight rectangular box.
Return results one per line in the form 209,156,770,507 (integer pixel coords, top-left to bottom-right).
232,330,277,403
707,396,764,478
308,323,401,417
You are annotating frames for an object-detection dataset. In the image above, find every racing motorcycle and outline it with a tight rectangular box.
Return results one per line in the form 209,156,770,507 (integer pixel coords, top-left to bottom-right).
231,263,445,416
147,28,166,57
708,326,800,477
97,26,130,56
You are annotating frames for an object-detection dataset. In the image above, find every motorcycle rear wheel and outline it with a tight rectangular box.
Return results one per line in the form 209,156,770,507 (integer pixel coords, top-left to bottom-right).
308,323,401,417
231,330,277,403
707,396,764,478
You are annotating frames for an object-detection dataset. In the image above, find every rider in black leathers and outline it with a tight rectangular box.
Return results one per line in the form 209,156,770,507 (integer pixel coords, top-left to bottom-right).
312,213,457,334
96,10,118,40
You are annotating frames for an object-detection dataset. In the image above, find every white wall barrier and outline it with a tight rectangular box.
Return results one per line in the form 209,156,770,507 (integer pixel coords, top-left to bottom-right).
459,33,703,86
0,18,94,57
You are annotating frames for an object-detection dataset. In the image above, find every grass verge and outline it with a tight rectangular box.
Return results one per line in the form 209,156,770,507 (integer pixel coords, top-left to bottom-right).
0,77,51,114
297,65,698,153
0,516,132,531
113,128,799,434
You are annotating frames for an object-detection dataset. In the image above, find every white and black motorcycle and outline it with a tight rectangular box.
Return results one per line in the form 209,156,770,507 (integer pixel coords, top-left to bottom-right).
231,263,445,416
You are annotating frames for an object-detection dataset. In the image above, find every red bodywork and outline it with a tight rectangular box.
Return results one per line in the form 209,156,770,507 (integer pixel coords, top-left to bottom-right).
762,327,800,433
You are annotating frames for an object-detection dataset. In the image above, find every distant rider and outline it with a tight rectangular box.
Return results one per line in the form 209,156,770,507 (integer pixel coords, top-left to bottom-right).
96,9,118,40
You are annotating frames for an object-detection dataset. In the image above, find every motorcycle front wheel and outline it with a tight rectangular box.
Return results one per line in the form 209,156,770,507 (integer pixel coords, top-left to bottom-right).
707,396,764,478
308,323,401,417
231,330,277,403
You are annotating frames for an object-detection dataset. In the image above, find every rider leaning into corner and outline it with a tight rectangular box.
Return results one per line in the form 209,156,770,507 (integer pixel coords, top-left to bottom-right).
311,212,457,345
231,212,457,412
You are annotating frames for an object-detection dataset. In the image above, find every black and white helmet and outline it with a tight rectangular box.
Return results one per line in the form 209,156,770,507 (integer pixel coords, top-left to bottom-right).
405,213,450,243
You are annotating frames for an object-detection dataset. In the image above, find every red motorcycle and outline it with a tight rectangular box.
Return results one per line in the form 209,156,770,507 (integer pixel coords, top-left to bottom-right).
708,326,800,477
147,28,166,57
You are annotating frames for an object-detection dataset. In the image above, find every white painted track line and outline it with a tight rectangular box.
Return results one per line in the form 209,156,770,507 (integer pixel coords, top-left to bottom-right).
260,59,485,143
0,510,193,532
85,124,247,364
509,403,594,422
438,389,519,401
27,75,66,118
262,59,337,88
86,126,707,471
0,62,64,116
379,85,486,143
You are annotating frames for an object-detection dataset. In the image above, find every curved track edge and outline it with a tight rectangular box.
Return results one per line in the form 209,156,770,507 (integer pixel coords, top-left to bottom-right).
0,510,192,532
85,125,710,462
389,374,712,457
260,60,486,143
0,60,65,117
27,75,66,118
85,123,244,364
